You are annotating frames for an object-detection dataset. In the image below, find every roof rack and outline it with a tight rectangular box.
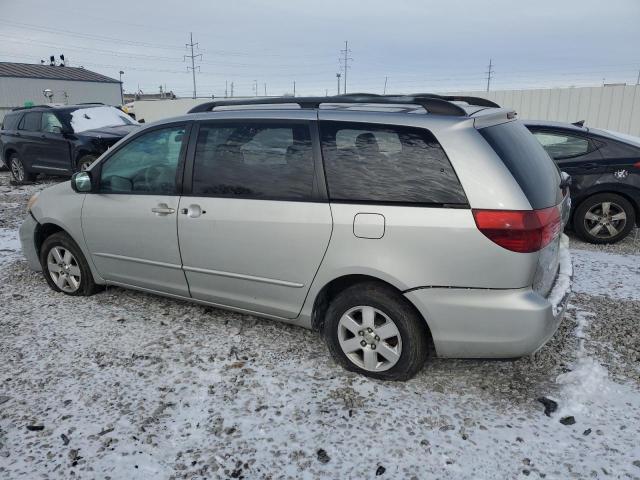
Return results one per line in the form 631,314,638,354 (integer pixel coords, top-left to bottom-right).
76,102,105,105
187,93,500,116
10,104,53,111
188,93,500,116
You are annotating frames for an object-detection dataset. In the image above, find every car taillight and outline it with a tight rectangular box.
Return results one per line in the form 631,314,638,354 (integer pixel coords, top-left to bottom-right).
472,207,562,253
633,161,640,169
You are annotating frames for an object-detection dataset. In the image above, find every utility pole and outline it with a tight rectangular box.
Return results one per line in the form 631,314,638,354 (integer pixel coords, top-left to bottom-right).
383,76,388,94
340,41,352,94
293,81,296,97
225,80,228,97
264,83,267,96
253,80,258,96
336,73,341,95
325,89,328,96
118,70,124,105
485,58,493,92
184,33,202,99
636,68,640,85
230,81,234,97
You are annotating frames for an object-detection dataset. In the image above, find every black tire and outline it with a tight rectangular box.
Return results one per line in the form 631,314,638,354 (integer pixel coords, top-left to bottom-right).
76,154,97,172
9,153,36,183
573,193,635,244
40,232,100,296
323,281,431,381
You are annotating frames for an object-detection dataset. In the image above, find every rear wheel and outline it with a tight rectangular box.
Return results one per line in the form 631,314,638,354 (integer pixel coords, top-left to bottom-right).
573,193,635,244
323,282,430,381
40,232,99,296
9,153,36,183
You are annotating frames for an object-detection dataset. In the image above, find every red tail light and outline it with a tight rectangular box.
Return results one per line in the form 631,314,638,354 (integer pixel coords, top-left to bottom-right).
633,161,640,169
472,207,562,253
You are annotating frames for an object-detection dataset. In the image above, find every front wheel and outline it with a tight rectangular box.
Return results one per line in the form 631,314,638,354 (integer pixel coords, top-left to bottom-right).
573,193,635,244
9,153,36,183
40,232,100,296
323,282,430,381
76,154,97,172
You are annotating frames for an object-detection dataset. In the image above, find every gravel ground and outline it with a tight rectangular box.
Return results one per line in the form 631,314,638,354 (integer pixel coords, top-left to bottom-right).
1,171,639,479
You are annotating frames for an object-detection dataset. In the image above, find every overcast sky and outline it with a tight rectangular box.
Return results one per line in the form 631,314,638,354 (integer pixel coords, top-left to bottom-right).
1,0,639,98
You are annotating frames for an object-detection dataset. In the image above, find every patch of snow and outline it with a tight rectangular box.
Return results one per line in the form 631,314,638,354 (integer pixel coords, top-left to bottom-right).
571,248,640,301
548,234,573,316
0,227,21,267
70,106,136,133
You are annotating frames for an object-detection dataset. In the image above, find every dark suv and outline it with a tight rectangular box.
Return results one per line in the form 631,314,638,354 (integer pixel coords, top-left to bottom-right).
525,120,640,244
0,104,139,183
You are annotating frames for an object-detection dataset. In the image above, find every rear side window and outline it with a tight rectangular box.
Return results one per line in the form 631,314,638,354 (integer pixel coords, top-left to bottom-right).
531,131,592,159
19,112,42,132
192,122,315,200
1,113,21,130
319,121,467,205
480,121,562,209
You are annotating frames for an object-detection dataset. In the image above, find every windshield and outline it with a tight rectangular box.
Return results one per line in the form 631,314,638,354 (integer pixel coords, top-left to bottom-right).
63,106,137,133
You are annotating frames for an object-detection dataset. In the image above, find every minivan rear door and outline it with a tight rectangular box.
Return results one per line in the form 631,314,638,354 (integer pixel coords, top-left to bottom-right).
177,114,332,319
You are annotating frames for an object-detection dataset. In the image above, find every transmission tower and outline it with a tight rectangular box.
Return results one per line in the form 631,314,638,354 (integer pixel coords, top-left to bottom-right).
340,41,353,94
485,58,494,92
184,33,202,99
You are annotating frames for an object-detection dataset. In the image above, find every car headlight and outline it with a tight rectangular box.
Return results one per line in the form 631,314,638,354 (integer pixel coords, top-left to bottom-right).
27,192,39,212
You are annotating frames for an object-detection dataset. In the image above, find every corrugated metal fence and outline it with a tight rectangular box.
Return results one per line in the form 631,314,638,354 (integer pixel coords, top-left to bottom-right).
450,85,640,135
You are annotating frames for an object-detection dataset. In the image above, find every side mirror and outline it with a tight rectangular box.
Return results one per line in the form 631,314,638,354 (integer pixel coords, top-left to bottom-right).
71,172,92,193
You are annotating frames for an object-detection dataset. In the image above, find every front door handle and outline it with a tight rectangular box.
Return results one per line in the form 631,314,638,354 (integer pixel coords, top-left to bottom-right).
151,203,175,216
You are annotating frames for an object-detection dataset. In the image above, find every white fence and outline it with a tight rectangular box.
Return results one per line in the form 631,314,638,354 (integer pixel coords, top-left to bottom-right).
450,85,640,135
131,86,640,136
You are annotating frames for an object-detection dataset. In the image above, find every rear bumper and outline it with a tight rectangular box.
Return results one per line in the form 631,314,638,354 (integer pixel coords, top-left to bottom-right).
405,236,573,359
19,214,42,272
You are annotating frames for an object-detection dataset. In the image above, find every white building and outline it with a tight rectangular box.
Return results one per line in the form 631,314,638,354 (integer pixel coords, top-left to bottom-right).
0,62,122,120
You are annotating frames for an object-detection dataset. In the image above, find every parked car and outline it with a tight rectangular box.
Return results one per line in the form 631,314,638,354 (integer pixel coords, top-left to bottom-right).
525,120,640,244
1,103,140,183
20,94,572,380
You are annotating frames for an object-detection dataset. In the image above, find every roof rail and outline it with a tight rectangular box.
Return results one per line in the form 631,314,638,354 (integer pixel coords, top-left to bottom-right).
10,104,53,111
76,102,105,105
187,94,469,116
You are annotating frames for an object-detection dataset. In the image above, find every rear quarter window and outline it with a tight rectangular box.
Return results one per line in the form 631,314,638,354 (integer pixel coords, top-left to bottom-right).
480,121,563,209
320,121,467,205
1,113,21,131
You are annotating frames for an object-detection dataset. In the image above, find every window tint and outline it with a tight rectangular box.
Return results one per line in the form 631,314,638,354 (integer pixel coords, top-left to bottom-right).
192,122,315,200
19,112,42,132
1,113,21,130
480,121,562,209
99,126,185,194
319,121,467,205
532,131,591,159
41,112,63,133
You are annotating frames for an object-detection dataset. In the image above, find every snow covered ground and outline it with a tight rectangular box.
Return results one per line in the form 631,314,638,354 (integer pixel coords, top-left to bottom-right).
0,172,639,479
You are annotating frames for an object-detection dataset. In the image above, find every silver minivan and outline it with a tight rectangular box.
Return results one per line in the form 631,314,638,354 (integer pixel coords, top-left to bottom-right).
20,94,572,380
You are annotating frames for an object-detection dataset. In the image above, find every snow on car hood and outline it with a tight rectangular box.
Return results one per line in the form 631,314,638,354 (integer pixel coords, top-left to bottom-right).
78,124,140,139
70,106,138,134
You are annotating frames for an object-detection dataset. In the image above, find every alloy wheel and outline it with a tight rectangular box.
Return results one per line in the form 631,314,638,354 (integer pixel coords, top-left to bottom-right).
10,157,24,182
46,246,82,293
583,201,627,239
337,305,402,372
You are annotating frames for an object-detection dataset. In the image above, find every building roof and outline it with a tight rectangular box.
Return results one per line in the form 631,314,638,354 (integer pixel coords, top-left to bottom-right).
0,62,120,84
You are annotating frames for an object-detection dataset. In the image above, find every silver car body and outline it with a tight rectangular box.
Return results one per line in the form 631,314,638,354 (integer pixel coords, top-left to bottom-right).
20,104,572,358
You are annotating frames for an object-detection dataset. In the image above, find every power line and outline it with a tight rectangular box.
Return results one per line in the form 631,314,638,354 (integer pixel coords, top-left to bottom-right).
184,32,202,99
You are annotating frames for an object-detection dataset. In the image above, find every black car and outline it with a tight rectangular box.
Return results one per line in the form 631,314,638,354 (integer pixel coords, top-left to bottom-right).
0,103,139,183
525,120,640,244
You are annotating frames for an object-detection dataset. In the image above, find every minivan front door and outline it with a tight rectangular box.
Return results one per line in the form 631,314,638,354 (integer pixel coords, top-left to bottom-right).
177,118,332,318
82,123,190,296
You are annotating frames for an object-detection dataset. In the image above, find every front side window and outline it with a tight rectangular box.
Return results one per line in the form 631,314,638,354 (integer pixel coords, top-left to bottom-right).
99,125,185,194
192,122,315,200
532,131,592,159
319,121,467,205
19,112,42,132
41,112,63,133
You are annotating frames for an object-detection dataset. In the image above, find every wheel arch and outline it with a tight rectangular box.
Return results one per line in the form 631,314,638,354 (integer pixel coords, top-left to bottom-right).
4,147,17,163
310,274,435,350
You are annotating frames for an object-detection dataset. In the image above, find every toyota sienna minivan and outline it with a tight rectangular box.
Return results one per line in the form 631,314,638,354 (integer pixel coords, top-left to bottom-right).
20,94,572,380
